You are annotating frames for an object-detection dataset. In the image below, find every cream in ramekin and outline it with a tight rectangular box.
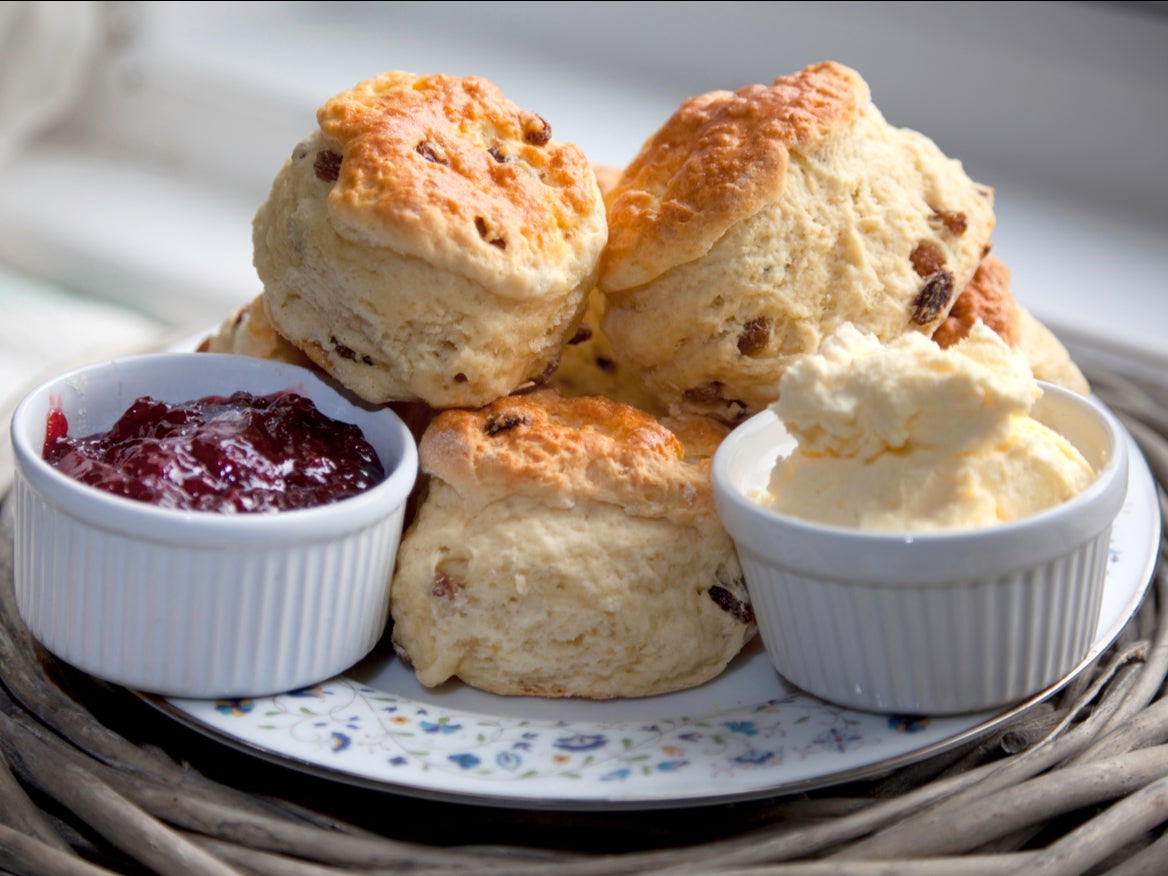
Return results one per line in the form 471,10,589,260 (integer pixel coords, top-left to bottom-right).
712,323,1127,713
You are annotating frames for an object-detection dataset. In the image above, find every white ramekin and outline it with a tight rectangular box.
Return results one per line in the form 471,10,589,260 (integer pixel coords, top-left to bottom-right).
9,353,418,698
712,382,1129,715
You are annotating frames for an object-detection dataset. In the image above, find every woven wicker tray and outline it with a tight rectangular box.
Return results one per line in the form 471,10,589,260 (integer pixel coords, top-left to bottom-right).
1,359,1165,876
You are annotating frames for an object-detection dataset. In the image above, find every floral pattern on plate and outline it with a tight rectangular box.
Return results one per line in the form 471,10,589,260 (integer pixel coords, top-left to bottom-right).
210,683,923,787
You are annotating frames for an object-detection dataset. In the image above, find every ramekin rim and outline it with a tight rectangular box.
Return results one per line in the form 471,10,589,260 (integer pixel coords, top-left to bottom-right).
712,381,1129,557
9,351,419,539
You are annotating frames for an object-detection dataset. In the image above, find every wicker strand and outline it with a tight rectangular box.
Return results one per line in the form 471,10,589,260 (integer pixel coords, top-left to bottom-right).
1102,823,1168,876
1003,772,1168,876
832,745,1168,861
0,825,120,876
0,714,240,876
0,745,71,852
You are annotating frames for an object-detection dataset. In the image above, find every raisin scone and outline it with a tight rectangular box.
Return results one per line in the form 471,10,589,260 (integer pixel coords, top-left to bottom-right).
389,389,756,699
197,294,315,367
599,60,995,423
550,165,664,413
550,287,667,415
253,71,608,409
934,254,1089,395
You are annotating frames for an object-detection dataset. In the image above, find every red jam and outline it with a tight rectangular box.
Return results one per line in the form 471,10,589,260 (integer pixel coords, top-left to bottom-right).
42,391,386,513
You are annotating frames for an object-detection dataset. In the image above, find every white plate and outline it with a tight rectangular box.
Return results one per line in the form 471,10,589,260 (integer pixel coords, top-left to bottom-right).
149,423,1160,810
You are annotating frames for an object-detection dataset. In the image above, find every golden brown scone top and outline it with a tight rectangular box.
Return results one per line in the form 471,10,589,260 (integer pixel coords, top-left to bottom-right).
601,61,863,291
933,255,1021,349
316,71,606,298
419,389,727,523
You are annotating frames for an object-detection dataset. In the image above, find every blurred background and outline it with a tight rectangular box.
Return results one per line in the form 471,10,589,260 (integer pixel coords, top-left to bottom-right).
1,0,1165,403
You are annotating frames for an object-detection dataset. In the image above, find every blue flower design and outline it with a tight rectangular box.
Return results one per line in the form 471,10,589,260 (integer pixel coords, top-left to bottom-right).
495,750,523,771
724,721,758,736
554,734,608,752
214,698,254,716
732,749,778,767
420,720,462,735
330,732,351,753
449,753,481,769
601,768,631,781
656,760,689,772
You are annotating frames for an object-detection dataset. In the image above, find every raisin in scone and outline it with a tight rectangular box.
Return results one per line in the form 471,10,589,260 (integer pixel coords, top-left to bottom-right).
253,71,607,409
599,60,995,422
932,254,1019,350
389,389,755,699
934,254,1089,395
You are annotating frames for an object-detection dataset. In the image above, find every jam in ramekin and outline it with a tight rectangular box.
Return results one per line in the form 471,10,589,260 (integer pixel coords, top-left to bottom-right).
43,390,385,512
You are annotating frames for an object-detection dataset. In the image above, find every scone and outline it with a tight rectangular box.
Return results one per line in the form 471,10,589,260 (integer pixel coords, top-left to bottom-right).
551,165,664,412
253,71,608,409
934,254,1089,395
600,60,995,422
389,389,756,699
550,287,666,414
197,294,315,367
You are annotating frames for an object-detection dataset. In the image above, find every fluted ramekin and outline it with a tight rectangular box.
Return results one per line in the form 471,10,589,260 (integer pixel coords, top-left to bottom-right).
9,352,417,698
712,383,1128,714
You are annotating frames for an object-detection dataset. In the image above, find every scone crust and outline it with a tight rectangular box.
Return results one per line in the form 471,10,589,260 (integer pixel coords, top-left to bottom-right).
933,255,1021,349
318,71,606,298
602,61,862,291
419,388,723,524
